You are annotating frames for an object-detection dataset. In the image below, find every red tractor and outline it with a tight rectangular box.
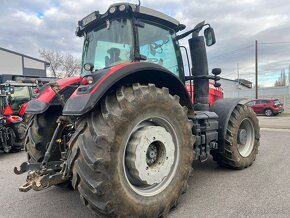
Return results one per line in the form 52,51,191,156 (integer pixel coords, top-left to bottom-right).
15,3,260,217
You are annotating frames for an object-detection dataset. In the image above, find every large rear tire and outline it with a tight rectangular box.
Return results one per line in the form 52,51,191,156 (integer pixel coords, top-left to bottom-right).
212,104,260,169
10,122,26,152
68,84,194,217
25,108,62,163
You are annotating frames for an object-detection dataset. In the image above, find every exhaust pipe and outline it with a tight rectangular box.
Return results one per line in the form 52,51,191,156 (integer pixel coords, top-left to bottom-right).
189,36,209,111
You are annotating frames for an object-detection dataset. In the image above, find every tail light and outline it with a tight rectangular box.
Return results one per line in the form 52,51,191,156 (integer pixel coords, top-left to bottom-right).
19,102,29,116
7,115,23,124
82,76,94,85
3,105,13,116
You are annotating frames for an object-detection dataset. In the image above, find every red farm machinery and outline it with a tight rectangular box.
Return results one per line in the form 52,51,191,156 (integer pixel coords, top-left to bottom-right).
15,3,260,217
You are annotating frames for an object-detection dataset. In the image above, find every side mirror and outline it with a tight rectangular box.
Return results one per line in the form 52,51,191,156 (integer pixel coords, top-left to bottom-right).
212,68,221,75
204,27,216,46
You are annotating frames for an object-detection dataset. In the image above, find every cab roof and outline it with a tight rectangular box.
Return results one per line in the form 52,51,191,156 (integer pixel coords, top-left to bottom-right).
76,2,185,36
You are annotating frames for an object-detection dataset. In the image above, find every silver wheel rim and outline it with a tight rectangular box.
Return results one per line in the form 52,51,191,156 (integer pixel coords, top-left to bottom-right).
265,110,272,116
124,117,179,197
237,118,255,157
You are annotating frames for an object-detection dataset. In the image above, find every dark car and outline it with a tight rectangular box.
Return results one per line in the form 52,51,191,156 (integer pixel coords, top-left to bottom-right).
245,98,284,116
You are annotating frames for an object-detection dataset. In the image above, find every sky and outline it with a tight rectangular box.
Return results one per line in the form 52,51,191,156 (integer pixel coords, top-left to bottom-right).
0,0,290,86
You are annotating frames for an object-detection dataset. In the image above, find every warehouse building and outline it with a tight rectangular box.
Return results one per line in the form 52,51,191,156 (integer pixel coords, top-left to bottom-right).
0,47,49,79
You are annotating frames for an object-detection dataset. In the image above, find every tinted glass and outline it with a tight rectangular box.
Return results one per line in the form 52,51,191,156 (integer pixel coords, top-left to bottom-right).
82,19,133,75
138,21,180,77
10,86,31,113
260,100,268,104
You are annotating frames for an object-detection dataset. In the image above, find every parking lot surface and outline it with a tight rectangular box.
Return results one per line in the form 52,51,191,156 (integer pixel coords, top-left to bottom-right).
0,115,289,218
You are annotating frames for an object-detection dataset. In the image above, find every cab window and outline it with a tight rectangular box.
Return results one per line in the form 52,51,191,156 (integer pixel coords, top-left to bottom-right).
138,21,181,77
10,86,31,113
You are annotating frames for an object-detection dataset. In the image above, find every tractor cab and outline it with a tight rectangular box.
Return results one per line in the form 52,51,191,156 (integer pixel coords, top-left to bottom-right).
77,3,190,79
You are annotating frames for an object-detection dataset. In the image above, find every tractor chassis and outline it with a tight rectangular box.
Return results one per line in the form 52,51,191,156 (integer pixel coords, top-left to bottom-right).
14,115,72,192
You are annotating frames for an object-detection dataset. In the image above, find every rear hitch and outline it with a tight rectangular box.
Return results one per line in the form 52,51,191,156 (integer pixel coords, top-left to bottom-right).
18,170,69,192
14,115,72,192
15,161,69,192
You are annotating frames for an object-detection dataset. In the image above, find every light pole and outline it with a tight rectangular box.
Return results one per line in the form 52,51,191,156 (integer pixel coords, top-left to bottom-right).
255,40,258,99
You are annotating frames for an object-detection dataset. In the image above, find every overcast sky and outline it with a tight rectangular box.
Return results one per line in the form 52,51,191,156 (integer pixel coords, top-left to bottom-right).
1,0,290,86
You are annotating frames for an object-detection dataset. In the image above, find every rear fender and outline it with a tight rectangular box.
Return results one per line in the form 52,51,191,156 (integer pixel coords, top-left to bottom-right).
210,98,245,153
25,77,81,114
63,62,192,116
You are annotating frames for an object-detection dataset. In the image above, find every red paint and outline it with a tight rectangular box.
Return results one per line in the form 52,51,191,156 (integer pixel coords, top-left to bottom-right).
186,83,223,105
3,105,13,116
72,62,133,97
6,115,22,124
37,76,82,103
19,102,29,116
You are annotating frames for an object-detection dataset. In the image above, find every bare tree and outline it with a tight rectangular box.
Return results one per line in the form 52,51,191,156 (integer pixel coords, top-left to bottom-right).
39,48,81,78
274,69,286,87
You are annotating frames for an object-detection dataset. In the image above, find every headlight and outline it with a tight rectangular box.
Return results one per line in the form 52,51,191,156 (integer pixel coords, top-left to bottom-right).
119,5,126,12
109,7,116,14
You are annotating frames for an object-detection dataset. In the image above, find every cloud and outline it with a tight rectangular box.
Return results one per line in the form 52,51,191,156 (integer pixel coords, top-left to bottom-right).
0,0,289,86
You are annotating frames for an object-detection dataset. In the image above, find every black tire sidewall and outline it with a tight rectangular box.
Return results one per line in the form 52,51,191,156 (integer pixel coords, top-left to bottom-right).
108,108,191,210
229,106,259,167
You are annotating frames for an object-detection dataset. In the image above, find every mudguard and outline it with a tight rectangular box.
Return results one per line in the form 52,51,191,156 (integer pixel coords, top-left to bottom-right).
210,98,245,153
63,62,192,116
25,77,81,114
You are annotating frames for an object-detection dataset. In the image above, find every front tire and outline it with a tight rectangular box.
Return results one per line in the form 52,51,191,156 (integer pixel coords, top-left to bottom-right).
264,108,273,116
68,84,194,217
212,104,260,169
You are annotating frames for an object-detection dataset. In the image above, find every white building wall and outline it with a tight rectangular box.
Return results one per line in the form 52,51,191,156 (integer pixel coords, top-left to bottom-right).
0,50,23,75
24,57,45,70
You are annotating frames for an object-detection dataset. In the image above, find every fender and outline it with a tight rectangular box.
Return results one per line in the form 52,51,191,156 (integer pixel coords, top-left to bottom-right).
25,77,81,114
63,62,192,116
210,98,245,153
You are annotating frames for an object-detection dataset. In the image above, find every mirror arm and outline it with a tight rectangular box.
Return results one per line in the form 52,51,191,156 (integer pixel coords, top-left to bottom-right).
176,23,210,41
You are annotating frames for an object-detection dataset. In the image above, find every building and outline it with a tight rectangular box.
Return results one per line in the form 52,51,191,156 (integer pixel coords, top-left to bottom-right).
0,47,49,78
220,78,253,98
220,77,290,113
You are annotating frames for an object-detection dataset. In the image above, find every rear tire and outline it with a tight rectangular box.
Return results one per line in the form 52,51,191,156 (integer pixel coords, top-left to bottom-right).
212,104,260,169
25,108,62,163
68,84,194,217
264,108,273,116
10,122,26,152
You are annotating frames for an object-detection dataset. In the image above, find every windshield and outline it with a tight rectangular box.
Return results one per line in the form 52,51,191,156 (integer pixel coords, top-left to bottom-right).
81,19,133,75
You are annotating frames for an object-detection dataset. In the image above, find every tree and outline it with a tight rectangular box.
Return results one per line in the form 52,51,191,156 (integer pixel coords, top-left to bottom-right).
39,48,81,78
274,69,286,87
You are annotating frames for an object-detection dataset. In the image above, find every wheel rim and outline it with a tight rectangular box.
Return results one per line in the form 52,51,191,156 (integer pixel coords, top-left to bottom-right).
124,117,179,197
237,118,255,157
265,109,272,116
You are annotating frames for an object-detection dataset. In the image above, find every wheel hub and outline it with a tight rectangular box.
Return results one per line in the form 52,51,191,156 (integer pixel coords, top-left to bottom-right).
146,144,158,165
237,118,255,157
126,126,175,186
238,129,247,145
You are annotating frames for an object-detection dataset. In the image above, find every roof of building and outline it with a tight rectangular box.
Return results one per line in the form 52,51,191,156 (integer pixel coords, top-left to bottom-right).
221,77,252,89
0,47,49,65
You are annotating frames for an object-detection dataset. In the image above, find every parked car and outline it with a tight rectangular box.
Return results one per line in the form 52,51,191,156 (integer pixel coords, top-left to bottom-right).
245,98,284,116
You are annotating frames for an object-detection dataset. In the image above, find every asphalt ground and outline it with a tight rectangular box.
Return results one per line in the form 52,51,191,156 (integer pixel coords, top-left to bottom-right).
0,115,289,218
